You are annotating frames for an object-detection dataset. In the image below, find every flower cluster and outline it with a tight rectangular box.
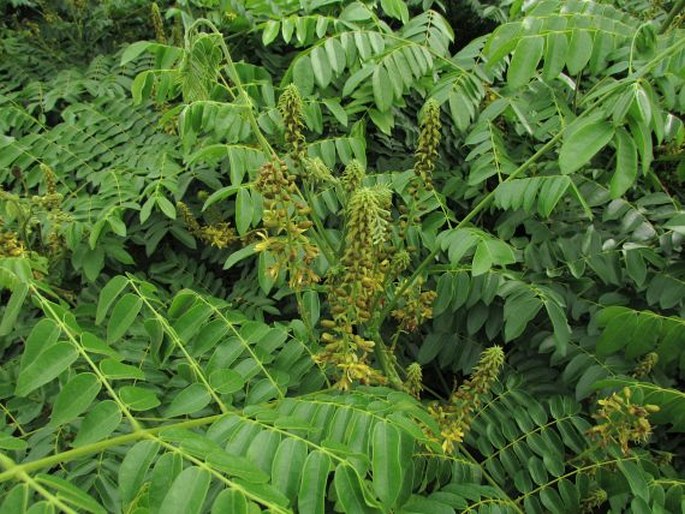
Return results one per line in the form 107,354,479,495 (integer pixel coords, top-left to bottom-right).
314,320,386,390
632,352,658,378
303,157,335,184
341,159,366,195
411,99,441,193
254,160,319,289
2,166,69,261
328,186,391,324
0,229,26,258
587,387,659,455
35,164,62,210
392,278,437,332
580,488,607,513
428,346,505,453
278,84,306,164
150,2,166,44
315,185,393,389
405,362,423,398
177,201,236,249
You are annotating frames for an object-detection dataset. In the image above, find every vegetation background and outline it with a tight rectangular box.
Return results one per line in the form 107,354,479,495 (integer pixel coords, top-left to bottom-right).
0,0,684,512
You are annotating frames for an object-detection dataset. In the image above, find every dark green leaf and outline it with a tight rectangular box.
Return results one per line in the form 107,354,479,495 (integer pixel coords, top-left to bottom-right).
159,466,211,514
50,373,102,427
107,293,143,344
559,118,614,174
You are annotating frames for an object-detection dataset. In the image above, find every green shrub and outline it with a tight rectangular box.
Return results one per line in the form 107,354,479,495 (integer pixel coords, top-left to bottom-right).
1,1,684,512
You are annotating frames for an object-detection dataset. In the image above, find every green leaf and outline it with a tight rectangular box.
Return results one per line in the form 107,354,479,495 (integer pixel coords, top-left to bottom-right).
596,309,636,357
537,176,571,217
544,298,571,353
211,490,248,514
373,65,393,112
559,118,614,174
542,32,568,82
372,422,404,508
380,0,409,23
298,451,331,514
0,484,28,514
224,243,257,270
35,474,105,514
323,98,348,127
73,401,122,447
207,451,270,484
576,365,609,401
165,383,212,417
629,119,653,175
334,465,377,513
159,466,211,514
16,342,78,397
311,46,332,88
262,21,280,46
0,432,27,450
235,188,253,236
120,41,153,65
0,282,28,336
119,386,161,411
99,359,146,380
293,56,314,96
539,488,565,514
156,195,176,219
507,36,544,88
22,319,60,364
271,438,307,501
618,461,649,501
566,30,593,75
472,240,493,276
107,293,143,343
610,127,638,198
503,289,542,341
50,373,101,427
209,369,245,394
472,239,515,276
119,440,160,505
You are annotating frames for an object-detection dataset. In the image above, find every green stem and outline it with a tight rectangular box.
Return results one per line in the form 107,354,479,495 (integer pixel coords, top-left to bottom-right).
371,336,403,388
0,415,222,483
660,0,685,33
0,454,78,514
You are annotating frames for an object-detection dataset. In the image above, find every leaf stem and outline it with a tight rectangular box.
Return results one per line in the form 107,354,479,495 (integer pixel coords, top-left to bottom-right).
373,130,564,332
660,0,685,34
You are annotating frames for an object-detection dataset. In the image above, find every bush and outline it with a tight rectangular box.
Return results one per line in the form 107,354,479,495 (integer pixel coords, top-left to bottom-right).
1,1,684,512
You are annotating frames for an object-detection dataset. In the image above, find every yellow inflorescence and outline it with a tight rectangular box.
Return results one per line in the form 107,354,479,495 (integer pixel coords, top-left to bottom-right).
580,488,607,513
328,186,391,324
631,352,658,379
150,2,167,44
254,160,319,289
0,229,27,257
587,387,659,455
392,278,437,332
428,346,505,453
177,201,236,250
278,84,307,164
405,362,424,398
412,99,441,192
341,159,366,195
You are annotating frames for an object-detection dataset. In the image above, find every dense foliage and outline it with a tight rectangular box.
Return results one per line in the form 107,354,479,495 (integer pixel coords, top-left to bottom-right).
1,0,684,512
